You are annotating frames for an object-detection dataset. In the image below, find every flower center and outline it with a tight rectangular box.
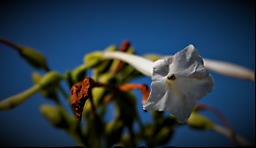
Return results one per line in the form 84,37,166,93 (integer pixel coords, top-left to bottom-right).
167,74,176,80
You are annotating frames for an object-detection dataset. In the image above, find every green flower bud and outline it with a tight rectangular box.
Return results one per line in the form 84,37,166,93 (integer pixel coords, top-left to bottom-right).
40,105,63,127
0,38,50,71
84,45,117,70
84,51,104,68
0,84,40,110
155,127,173,145
71,64,87,83
97,45,118,74
40,104,77,129
187,112,214,130
105,45,117,52
31,72,42,83
38,72,62,89
92,87,105,106
144,54,161,61
31,72,58,101
18,47,49,70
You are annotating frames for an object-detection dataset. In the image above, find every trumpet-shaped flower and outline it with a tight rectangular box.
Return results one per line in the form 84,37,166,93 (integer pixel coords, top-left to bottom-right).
104,44,254,122
104,45,213,122
143,45,213,122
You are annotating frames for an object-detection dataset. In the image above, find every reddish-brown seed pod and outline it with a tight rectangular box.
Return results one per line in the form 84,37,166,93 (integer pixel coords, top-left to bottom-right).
70,77,95,121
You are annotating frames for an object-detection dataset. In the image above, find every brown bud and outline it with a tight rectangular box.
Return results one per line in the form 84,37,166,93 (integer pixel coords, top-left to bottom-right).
119,40,131,52
111,40,131,74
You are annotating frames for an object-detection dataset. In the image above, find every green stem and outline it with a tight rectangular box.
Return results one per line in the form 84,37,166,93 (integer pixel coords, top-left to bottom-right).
0,84,40,110
127,125,136,147
0,38,22,51
212,124,252,146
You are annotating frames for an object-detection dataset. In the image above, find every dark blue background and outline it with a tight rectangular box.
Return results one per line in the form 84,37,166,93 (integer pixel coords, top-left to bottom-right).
0,0,255,146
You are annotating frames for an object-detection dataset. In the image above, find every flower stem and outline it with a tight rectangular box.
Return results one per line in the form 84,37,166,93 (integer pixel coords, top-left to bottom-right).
0,84,40,110
212,124,252,146
196,104,237,144
0,38,22,51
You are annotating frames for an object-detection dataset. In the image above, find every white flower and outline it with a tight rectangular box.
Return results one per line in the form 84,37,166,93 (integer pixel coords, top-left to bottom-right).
143,45,213,122
103,44,254,122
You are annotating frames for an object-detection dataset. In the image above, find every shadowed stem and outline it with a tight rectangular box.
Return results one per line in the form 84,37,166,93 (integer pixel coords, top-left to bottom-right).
213,124,252,146
0,38,21,51
196,104,251,146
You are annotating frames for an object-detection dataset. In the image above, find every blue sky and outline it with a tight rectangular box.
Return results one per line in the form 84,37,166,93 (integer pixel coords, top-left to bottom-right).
0,0,255,146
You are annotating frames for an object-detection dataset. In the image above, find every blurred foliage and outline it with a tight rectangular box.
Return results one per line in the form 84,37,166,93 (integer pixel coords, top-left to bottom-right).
0,39,251,147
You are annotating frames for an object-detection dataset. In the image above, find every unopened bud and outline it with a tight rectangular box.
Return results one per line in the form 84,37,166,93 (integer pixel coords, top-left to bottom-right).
187,112,214,130
155,127,173,145
0,38,49,71
71,65,87,83
40,105,63,127
38,72,62,89
84,52,103,68
31,72,58,101
31,72,42,83
105,45,118,52
19,47,49,70
144,54,161,61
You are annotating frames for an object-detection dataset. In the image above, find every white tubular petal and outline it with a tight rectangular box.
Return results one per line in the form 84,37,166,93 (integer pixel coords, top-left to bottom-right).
104,51,154,76
203,59,255,81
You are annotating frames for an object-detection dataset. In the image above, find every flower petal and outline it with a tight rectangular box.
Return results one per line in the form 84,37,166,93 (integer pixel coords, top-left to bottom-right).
169,45,204,76
152,57,171,81
143,78,168,111
168,44,213,98
164,84,198,122
143,78,199,122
